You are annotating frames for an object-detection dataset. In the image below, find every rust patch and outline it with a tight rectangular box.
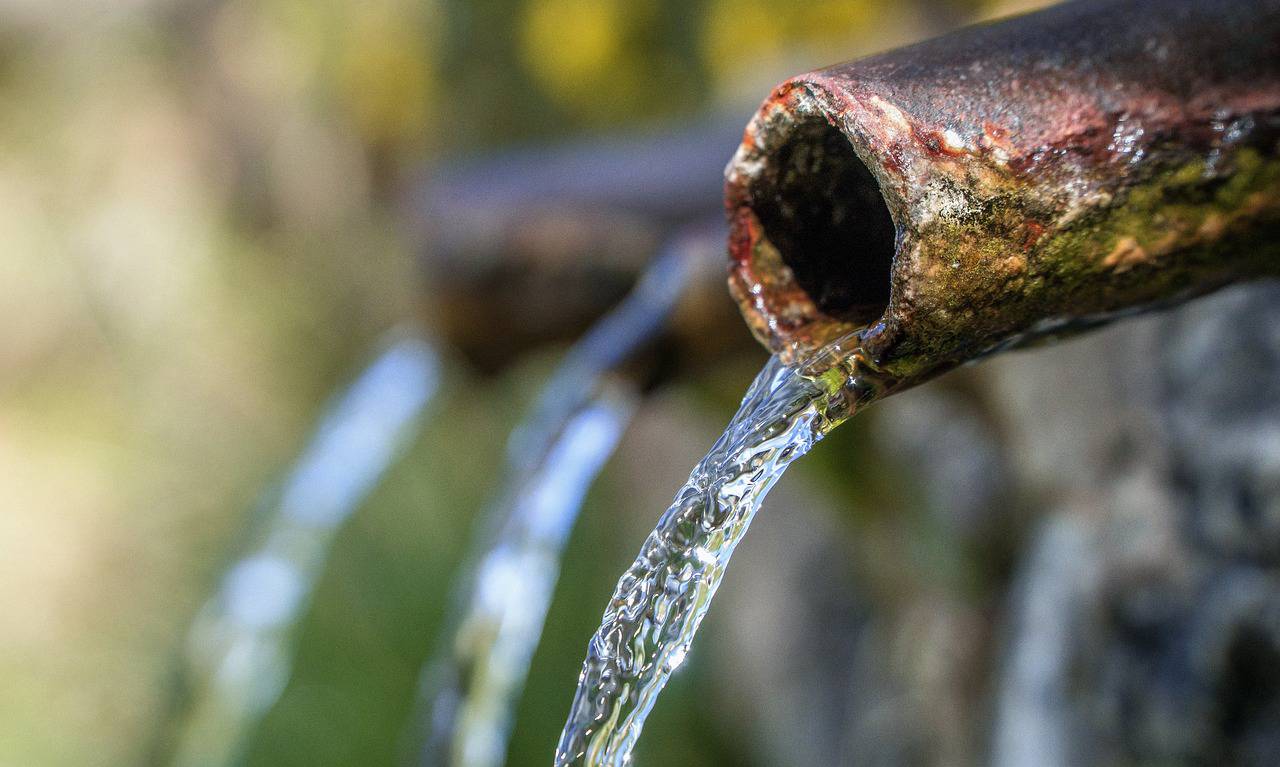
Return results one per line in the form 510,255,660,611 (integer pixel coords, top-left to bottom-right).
1020,220,1046,251
912,125,968,158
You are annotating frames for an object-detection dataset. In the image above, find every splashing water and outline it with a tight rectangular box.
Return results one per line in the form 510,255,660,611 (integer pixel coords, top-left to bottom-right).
162,332,439,767
415,229,715,767
554,347,889,767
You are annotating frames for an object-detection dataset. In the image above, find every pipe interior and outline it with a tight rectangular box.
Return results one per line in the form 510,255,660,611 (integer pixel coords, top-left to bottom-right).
751,118,896,326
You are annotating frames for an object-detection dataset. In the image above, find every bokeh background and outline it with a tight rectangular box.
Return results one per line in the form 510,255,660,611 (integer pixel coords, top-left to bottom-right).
21,1,1280,767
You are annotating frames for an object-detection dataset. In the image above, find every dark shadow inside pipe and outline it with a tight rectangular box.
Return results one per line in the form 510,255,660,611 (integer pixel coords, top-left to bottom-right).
751,118,896,325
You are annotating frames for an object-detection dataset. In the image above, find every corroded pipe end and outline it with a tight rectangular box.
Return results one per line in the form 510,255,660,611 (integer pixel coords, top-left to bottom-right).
726,0,1280,382
726,81,902,367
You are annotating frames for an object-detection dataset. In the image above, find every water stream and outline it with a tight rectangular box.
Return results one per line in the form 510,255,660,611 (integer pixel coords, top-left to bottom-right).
163,332,440,767
415,230,711,767
419,387,635,767
554,344,891,767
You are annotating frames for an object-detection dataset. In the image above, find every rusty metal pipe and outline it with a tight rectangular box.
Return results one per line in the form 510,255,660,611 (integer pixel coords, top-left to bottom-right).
726,0,1280,384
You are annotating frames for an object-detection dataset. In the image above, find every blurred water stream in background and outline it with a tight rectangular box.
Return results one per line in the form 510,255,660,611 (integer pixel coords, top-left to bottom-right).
412,234,702,767
157,333,439,766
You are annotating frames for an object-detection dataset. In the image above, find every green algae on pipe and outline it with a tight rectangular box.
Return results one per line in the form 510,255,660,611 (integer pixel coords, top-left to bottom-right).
725,0,1280,383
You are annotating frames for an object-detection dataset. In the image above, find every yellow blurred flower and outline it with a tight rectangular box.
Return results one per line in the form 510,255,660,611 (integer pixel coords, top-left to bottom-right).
336,0,437,153
524,0,625,87
702,0,883,90
521,0,669,122
702,0,785,84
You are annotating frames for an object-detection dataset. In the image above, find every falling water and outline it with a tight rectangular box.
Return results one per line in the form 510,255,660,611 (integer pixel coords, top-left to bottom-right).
162,332,439,767
415,229,713,767
554,343,891,767
419,387,635,767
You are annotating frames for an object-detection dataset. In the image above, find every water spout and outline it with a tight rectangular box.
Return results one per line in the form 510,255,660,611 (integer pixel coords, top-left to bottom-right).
726,0,1280,384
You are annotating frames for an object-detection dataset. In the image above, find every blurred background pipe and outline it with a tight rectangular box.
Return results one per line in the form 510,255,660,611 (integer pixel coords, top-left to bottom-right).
407,115,755,375
725,0,1280,381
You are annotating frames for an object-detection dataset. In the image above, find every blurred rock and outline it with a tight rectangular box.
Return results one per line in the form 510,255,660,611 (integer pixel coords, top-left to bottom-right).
986,282,1280,767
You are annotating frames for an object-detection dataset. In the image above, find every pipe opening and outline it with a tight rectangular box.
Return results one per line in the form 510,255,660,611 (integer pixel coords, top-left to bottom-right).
751,118,896,326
